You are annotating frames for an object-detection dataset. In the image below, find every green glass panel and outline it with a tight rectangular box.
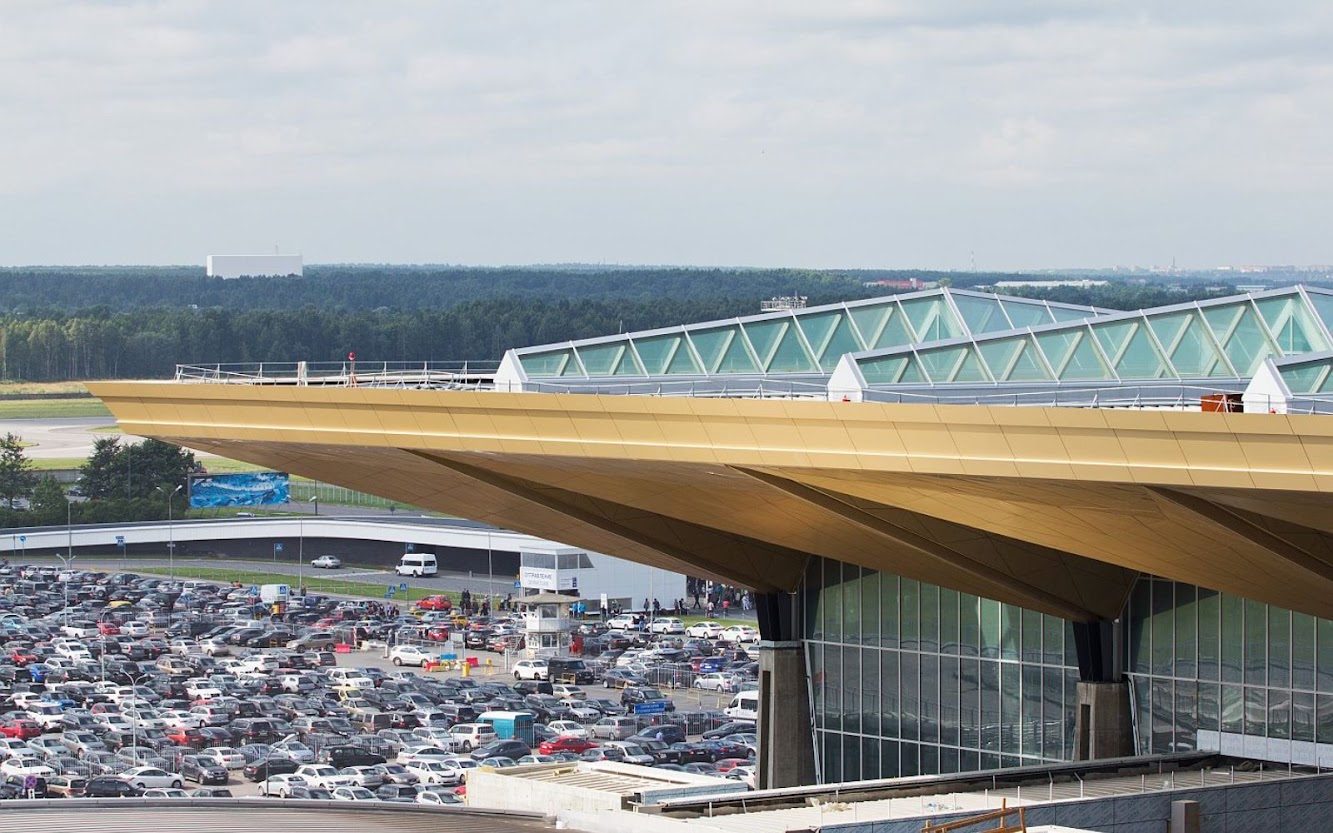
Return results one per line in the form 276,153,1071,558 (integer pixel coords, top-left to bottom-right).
918,346,968,383
1000,300,1051,329
873,308,917,349
1307,292,1333,336
560,351,585,376
1280,363,1330,394
849,304,890,348
576,343,621,375
953,349,992,382
977,338,1023,378
743,319,786,367
1006,339,1053,381
768,323,818,372
518,350,571,377
1035,330,1079,372
1201,304,1243,343
1257,296,1327,354
689,328,733,373
612,347,643,376
899,354,926,384
664,340,702,374
1093,321,1170,379
798,312,838,358
802,312,862,369
953,295,1008,334
716,332,759,373
900,297,962,342
1167,314,1231,376
1148,311,1191,354
1222,306,1278,377
633,334,682,375
1060,331,1112,380
859,356,907,384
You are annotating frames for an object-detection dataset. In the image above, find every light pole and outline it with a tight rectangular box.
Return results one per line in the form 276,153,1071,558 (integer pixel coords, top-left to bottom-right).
487,530,494,610
300,496,317,592
155,484,183,580
58,497,76,629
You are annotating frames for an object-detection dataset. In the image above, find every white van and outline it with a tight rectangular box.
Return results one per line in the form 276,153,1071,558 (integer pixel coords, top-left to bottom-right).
724,691,759,722
395,553,438,577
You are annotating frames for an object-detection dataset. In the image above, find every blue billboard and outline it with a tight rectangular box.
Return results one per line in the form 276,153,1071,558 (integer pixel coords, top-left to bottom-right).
189,471,290,508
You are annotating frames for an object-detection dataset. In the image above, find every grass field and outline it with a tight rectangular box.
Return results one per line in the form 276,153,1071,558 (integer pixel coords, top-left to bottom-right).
0,382,90,396
0,398,110,419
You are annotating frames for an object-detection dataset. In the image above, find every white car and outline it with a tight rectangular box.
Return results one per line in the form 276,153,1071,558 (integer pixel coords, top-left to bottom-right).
339,765,384,787
142,788,190,798
161,710,204,730
399,745,457,763
270,741,315,763
122,766,184,790
718,625,760,644
295,764,355,790
513,659,549,681
546,720,590,739
389,645,436,667
258,773,307,797
201,746,247,770
417,789,462,806
446,724,495,752
331,785,377,801
405,757,476,786
0,758,54,778
550,684,586,700
648,617,685,635
605,614,640,631
116,621,149,637
310,556,342,569
685,621,724,639
693,672,742,691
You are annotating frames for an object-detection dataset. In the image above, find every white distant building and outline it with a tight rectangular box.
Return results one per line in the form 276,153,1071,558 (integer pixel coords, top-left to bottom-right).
206,254,303,279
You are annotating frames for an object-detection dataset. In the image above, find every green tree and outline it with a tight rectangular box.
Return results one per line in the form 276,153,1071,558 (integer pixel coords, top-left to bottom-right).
29,476,68,525
0,433,36,509
80,436,123,500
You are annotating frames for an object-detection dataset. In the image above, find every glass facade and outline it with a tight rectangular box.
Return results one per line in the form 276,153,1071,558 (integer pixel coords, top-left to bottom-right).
1124,577,1333,764
803,557,1079,782
803,558,1333,782
853,286,1333,388
510,289,1106,381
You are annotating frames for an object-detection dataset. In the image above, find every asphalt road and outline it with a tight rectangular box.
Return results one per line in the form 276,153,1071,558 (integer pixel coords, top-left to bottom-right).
49,555,522,601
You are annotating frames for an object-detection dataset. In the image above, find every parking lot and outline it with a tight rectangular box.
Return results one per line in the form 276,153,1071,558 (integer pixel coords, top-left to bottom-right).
0,562,761,803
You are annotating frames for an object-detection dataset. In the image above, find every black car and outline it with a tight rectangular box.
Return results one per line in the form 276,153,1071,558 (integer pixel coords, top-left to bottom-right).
242,756,301,782
702,721,755,740
470,739,532,762
181,755,230,785
85,776,144,798
631,723,686,744
325,745,386,769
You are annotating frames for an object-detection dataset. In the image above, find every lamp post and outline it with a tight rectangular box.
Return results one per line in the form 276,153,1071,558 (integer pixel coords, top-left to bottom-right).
55,497,77,629
155,484,183,580
300,496,318,592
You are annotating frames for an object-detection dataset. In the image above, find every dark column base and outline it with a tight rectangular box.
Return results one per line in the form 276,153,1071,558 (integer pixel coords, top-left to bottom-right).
1073,680,1134,760
757,640,817,789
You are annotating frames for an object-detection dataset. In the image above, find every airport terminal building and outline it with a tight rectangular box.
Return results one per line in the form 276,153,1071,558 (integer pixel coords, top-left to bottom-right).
95,285,1333,787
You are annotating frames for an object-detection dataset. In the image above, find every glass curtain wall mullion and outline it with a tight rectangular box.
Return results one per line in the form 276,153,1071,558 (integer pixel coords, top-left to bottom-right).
940,290,972,338
680,331,714,377
1299,287,1333,346
625,340,651,378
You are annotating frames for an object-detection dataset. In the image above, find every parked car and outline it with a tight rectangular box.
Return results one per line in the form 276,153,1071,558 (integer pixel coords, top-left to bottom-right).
310,556,342,569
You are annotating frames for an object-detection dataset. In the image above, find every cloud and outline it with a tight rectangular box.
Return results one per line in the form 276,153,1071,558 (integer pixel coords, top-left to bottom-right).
0,1,1330,268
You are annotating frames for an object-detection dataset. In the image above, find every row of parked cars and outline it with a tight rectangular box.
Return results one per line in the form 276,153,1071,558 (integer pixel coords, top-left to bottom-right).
0,562,761,801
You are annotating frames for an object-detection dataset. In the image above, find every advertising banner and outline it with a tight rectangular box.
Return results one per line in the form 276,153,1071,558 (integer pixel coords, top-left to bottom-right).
189,471,290,508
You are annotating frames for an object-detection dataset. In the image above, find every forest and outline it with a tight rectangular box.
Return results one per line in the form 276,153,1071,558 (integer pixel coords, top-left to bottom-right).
0,265,1247,382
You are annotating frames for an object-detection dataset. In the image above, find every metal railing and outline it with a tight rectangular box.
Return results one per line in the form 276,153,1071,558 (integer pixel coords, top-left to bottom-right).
175,361,498,389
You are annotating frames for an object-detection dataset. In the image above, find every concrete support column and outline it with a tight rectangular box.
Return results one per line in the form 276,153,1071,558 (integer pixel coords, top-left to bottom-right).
757,640,817,789
1073,680,1134,760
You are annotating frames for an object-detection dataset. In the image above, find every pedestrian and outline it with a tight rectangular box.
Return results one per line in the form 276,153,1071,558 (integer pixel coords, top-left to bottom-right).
707,600,715,618
721,598,729,618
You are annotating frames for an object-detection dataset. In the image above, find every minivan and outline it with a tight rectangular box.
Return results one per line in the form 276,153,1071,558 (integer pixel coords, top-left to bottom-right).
725,691,759,721
395,553,438,577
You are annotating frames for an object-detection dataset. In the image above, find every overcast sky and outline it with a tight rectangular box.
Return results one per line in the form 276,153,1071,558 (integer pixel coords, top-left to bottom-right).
1,1,1329,270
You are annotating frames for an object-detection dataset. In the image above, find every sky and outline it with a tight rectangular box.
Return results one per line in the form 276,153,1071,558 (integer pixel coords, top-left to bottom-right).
1,1,1330,271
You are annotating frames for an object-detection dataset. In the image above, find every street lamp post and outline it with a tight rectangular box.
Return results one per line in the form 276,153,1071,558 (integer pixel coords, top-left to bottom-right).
58,499,75,629
155,485,183,580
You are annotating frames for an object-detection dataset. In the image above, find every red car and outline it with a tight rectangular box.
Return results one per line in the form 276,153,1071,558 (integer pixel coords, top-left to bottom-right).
538,736,599,755
714,757,749,773
416,596,452,611
9,648,36,666
1,719,42,740
425,626,451,642
97,622,121,635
